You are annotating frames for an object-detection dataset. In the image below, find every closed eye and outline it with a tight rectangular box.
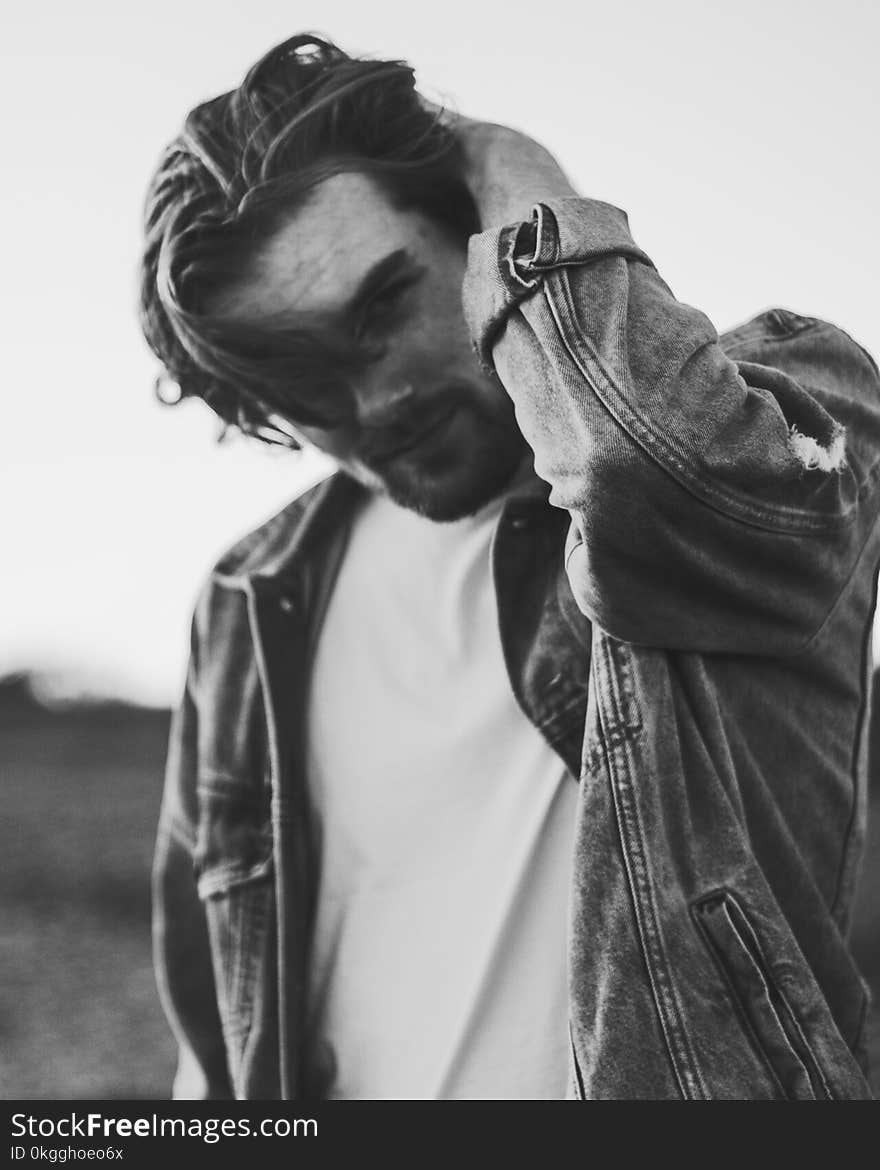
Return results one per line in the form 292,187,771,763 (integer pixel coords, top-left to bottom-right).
356,273,421,343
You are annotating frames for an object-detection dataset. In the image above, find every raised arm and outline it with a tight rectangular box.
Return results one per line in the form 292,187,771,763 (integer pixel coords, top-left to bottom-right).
456,122,880,654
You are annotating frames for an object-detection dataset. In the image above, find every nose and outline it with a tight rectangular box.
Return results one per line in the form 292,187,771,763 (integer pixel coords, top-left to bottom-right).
351,367,418,431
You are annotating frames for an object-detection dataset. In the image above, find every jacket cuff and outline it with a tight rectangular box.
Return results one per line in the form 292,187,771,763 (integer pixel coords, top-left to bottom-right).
463,197,654,367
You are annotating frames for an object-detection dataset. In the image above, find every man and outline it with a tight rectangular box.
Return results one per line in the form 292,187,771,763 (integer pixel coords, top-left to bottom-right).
142,34,880,1099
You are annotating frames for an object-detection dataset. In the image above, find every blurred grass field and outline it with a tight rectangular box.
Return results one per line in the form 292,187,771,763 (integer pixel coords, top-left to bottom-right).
0,685,175,1098
1,674,878,1099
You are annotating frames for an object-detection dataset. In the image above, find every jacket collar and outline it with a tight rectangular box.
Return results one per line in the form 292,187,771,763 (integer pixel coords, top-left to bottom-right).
211,462,551,594
211,472,362,594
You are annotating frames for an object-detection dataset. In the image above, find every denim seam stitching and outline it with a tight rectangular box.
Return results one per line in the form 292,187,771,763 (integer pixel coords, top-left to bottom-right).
719,898,824,1099
582,723,642,779
690,892,791,1099
597,637,708,1100
245,580,297,1098
236,880,270,1092
581,640,640,776
240,883,274,1090
535,689,590,735
691,890,833,1100
547,271,857,533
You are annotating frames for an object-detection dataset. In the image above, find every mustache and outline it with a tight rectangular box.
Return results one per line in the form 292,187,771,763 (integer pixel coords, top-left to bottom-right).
356,391,468,464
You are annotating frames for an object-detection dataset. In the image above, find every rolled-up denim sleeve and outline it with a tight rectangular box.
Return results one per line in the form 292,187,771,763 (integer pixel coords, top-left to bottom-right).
463,198,880,654
152,622,232,1099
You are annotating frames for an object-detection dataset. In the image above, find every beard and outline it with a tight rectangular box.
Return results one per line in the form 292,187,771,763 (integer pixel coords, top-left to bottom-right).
367,399,531,522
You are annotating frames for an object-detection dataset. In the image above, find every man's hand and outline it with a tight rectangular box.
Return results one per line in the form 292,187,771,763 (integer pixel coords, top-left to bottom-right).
438,108,579,231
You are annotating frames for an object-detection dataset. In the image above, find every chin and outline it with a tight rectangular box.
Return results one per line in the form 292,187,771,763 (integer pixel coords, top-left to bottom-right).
381,439,528,522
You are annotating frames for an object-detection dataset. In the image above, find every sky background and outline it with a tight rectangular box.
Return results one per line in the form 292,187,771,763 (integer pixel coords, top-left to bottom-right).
3,0,878,707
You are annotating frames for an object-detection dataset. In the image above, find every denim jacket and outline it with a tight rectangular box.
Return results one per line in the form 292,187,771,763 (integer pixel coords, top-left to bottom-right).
153,197,880,1100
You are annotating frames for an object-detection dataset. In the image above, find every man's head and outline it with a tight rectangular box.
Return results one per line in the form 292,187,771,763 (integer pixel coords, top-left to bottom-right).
140,34,528,520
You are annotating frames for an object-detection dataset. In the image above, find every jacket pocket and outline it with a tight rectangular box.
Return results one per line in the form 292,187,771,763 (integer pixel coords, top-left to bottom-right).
692,890,832,1100
195,779,275,1097
197,862,275,1098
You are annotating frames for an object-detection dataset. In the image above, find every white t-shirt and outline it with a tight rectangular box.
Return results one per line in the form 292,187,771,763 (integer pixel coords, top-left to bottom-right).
305,491,578,1099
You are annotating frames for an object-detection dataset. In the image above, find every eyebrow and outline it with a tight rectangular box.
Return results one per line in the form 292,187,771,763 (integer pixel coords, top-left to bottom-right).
344,248,414,318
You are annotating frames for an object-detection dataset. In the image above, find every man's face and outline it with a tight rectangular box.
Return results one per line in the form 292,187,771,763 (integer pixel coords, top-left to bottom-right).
212,172,528,520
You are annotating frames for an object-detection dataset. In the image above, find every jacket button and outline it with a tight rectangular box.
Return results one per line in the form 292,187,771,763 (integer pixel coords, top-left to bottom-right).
511,515,529,530
279,597,296,614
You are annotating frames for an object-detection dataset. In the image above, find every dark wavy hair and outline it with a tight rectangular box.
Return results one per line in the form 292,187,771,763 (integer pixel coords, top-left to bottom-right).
139,34,477,446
